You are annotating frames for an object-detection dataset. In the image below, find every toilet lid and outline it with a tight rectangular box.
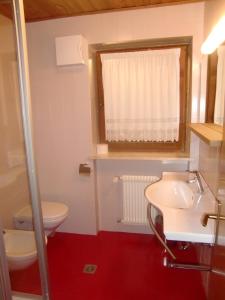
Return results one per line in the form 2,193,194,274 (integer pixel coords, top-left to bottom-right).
15,201,69,221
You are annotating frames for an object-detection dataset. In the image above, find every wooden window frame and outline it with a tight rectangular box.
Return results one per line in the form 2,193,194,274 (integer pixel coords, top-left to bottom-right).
96,41,191,152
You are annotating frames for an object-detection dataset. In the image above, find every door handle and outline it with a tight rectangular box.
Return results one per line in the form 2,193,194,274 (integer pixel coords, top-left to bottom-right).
202,213,225,227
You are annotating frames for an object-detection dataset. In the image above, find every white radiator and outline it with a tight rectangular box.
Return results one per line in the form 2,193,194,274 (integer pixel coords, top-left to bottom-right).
120,175,159,224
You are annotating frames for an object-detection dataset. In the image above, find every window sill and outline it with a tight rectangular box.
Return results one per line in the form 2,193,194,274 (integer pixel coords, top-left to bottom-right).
189,123,223,147
91,151,190,161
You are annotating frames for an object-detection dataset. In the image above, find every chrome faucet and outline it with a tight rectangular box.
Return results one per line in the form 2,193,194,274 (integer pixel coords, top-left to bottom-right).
187,171,204,194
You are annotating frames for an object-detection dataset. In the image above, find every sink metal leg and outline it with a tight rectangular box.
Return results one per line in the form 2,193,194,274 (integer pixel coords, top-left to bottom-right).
147,203,176,260
147,203,210,271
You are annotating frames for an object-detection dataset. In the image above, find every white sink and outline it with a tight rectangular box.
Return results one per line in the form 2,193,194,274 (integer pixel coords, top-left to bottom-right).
145,172,216,243
148,180,194,209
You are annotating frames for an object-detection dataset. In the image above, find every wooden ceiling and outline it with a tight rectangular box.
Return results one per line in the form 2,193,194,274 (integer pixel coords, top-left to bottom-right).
0,0,204,22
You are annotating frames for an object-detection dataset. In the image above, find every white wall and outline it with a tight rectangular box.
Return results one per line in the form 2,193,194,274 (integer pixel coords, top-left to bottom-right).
199,141,220,195
26,2,204,234
204,0,225,37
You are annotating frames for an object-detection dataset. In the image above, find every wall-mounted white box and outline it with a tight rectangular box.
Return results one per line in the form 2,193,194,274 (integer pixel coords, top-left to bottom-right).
55,35,88,66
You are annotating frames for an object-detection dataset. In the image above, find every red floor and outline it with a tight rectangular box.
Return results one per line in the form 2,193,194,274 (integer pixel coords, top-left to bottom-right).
10,231,206,300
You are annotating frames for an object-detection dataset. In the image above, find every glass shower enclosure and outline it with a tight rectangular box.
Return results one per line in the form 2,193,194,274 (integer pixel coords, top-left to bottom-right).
0,0,50,299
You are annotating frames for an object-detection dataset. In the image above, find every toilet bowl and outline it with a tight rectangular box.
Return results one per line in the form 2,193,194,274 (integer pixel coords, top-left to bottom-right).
14,201,69,236
3,229,46,271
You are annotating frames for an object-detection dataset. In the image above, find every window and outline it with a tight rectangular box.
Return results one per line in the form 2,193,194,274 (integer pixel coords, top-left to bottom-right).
205,51,218,123
96,40,191,152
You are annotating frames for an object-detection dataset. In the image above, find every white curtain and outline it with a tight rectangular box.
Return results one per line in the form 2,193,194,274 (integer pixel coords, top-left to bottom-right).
101,48,180,142
214,46,225,126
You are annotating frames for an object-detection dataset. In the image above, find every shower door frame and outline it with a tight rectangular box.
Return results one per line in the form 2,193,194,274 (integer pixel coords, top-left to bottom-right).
0,221,12,300
0,0,50,299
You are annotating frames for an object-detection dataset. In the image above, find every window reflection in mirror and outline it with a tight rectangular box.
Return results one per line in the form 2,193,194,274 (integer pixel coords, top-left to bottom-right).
205,45,225,125
214,45,225,125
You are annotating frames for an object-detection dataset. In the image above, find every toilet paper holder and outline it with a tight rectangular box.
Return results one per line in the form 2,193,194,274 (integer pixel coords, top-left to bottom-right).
79,163,91,176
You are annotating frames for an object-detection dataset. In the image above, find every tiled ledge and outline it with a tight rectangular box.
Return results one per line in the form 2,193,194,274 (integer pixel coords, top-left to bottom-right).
91,152,190,161
189,123,223,147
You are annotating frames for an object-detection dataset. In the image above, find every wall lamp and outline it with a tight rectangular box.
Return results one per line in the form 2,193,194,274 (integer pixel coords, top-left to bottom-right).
201,15,225,54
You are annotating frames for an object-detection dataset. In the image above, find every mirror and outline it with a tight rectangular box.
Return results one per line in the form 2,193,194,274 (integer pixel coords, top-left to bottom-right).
205,45,225,125
214,45,225,125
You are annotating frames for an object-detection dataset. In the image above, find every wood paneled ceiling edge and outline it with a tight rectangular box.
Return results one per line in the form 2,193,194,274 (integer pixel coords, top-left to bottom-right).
24,0,205,23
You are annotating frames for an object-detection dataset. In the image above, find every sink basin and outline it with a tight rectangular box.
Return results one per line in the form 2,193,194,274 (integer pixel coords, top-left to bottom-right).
147,179,194,209
145,172,216,243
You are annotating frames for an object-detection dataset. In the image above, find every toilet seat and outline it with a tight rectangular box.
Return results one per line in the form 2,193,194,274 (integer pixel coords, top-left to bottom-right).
15,201,69,222
4,229,48,270
4,230,36,258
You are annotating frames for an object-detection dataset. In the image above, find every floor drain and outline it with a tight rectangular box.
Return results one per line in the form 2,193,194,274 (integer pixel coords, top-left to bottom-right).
83,264,97,274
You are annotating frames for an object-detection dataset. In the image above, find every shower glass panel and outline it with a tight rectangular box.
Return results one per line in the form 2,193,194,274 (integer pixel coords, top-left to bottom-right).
0,1,42,297
208,130,225,299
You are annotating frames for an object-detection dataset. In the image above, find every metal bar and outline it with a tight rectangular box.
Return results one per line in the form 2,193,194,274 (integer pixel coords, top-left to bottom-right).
164,257,210,271
216,215,225,221
12,1,50,299
212,269,225,277
202,206,225,227
12,292,42,299
207,214,225,222
147,203,176,260
214,200,222,245
0,1,15,299
0,221,12,300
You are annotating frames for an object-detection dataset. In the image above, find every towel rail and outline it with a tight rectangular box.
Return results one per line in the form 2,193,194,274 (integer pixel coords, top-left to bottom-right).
147,203,212,271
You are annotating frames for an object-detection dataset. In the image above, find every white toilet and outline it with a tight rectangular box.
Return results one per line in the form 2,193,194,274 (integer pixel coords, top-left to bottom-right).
3,229,46,271
14,201,69,236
